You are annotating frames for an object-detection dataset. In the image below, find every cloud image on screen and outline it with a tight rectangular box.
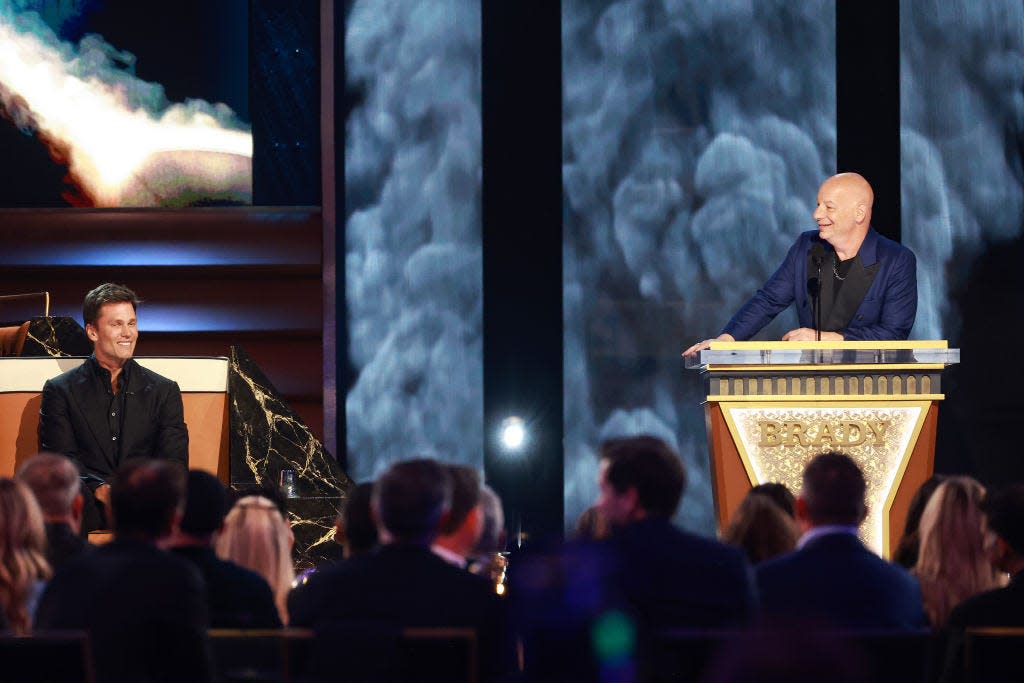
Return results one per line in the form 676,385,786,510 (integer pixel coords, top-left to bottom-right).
0,1,251,207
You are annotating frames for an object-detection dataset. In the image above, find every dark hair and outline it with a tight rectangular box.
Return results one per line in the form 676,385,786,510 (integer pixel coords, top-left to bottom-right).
339,482,378,555
372,459,451,543
981,484,1024,557
800,452,866,526
439,465,482,535
599,436,686,518
16,452,80,517
750,482,796,518
110,460,186,539
179,470,228,538
83,283,140,327
893,474,946,568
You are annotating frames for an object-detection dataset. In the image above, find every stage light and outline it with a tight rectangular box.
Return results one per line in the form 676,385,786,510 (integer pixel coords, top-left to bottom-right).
499,416,527,452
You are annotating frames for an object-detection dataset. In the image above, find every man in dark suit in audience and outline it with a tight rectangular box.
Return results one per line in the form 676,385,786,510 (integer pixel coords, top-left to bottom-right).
756,452,926,629
288,458,505,680
16,452,89,571
432,464,484,568
35,460,212,683
166,469,282,628
595,435,758,629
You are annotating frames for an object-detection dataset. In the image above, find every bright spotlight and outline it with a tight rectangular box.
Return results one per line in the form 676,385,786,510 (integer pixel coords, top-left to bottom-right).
499,416,527,452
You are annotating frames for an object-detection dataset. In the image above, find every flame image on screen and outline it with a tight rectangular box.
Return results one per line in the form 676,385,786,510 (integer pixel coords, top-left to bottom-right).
0,7,252,207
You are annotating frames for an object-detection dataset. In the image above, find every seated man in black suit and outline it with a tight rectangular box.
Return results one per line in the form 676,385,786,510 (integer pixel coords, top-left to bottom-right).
288,459,505,680
166,470,282,628
756,452,927,629
38,283,189,532
35,460,212,683
16,452,89,572
596,435,758,629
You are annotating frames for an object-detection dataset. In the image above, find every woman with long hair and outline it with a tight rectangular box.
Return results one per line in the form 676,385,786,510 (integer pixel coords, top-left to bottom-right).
0,478,51,634
722,488,800,565
216,495,295,625
913,476,1005,627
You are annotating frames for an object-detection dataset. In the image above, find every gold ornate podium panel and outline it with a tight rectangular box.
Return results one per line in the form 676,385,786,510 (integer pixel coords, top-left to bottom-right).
688,341,960,557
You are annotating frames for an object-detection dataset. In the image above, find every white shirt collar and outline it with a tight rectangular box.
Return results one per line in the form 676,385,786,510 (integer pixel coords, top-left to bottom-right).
797,524,860,549
431,543,467,568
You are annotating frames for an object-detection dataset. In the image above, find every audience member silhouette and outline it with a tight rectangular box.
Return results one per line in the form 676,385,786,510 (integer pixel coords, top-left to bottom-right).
756,452,927,629
596,435,758,629
16,452,88,573
940,484,1024,683
0,478,51,634
912,477,1003,627
334,481,378,559
749,482,797,517
947,483,1024,627
216,494,295,625
723,489,800,564
166,470,282,628
288,458,505,680
432,464,484,568
35,460,212,683
893,474,946,569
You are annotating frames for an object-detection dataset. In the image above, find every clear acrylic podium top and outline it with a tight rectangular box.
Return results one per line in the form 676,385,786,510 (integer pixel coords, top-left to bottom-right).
684,340,960,370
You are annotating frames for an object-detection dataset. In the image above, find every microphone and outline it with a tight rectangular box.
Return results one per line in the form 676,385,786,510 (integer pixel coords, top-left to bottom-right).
808,242,826,342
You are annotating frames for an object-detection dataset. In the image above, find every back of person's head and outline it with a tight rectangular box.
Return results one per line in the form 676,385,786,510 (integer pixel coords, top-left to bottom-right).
893,474,946,568
82,282,139,326
475,484,506,554
599,435,686,517
15,452,81,519
749,482,796,518
439,464,482,535
337,482,378,557
216,495,295,624
0,478,51,634
723,491,800,564
110,459,186,540
981,484,1024,557
799,452,866,526
914,476,1001,626
179,470,228,539
372,459,452,544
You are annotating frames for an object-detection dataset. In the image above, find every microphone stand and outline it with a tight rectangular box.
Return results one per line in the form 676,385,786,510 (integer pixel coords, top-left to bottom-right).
814,258,822,342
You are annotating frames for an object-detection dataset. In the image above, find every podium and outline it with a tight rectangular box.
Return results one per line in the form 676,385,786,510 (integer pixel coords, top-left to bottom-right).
686,341,960,557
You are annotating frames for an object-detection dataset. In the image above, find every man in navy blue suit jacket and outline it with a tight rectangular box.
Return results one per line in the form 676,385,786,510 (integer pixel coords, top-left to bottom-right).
595,436,758,629
755,452,927,630
685,173,917,355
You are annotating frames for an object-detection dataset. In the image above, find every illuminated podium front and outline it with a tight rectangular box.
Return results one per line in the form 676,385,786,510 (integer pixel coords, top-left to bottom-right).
686,341,960,557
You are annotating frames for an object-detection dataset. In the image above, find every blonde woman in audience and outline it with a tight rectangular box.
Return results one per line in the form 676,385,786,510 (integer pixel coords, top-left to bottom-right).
0,478,51,634
913,476,1006,627
216,495,295,624
722,488,800,564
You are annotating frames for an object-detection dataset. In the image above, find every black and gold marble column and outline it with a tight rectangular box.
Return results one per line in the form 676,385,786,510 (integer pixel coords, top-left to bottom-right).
20,317,91,357
228,346,351,567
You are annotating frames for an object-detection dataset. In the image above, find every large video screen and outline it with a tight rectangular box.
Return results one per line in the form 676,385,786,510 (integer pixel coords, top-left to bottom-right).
0,0,250,207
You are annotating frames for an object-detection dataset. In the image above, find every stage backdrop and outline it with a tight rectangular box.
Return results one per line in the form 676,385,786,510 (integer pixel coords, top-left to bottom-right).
343,0,484,482
900,0,1024,482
